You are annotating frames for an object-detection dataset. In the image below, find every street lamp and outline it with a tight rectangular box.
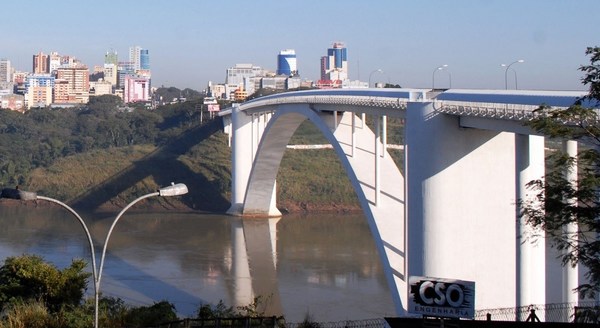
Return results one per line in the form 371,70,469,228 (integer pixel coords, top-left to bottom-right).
96,183,188,328
369,69,383,88
432,64,448,90
0,183,188,328
502,59,524,90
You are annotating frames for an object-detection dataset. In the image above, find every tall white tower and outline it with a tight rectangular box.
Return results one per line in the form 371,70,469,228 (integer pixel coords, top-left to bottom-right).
129,46,142,70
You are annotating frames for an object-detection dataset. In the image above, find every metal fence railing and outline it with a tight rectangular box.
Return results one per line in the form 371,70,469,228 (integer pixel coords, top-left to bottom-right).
156,303,600,328
155,317,387,328
285,318,386,328
474,302,600,323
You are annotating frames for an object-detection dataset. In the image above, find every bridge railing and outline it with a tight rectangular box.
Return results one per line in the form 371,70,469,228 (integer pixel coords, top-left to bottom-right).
434,100,600,126
240,95,408,112
434,101,554,121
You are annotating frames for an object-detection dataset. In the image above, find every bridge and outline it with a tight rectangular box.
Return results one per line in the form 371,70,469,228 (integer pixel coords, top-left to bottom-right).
219,88,591,319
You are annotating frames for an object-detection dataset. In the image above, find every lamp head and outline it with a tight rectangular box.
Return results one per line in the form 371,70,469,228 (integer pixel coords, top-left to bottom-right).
0,188,37,201
158,183,188,197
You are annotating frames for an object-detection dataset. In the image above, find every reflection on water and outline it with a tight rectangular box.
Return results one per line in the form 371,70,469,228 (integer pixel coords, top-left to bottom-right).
0,204,395,322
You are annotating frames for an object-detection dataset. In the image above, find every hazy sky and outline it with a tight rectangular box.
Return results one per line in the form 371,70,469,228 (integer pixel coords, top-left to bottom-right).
2,0,598,91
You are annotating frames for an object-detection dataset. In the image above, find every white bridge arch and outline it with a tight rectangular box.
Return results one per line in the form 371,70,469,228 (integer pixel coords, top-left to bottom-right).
220,88,591,319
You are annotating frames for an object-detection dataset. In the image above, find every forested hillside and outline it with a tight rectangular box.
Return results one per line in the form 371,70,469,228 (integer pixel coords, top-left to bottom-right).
0,89,405,213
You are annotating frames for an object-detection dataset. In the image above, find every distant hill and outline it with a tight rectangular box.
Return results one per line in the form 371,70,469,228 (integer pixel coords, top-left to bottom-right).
3,98,403,214
22,122,365,213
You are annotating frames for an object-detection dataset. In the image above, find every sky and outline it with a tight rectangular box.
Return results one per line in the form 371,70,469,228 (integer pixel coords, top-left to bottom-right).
2,0,599,91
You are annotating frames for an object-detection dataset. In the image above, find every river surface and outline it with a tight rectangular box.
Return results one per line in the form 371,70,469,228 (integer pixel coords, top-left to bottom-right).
0,205,395,322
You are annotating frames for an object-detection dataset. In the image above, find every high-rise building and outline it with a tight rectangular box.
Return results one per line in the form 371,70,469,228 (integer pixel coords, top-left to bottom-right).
0,59,11,83
33,51,49,74
324,42,348,82
123,75,150,103
48,52,62,74
25,74,54,108
13,71,28,94
225,64,264,85
90,79,113,96
55,65,90,104
103,64,118,86
117,61,135,88
320,56,328,81
129,46,150,71
105,49,118,66
140,49,150,70
276,49,297,76
53,79,70,103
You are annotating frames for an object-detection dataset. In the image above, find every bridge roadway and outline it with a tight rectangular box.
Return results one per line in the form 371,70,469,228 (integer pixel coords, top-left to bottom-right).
219,88,591,319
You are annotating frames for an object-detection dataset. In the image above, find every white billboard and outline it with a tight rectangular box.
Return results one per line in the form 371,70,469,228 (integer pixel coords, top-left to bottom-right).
408,276,475,319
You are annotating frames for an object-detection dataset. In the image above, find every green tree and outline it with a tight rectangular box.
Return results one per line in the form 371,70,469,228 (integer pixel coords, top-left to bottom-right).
0,255,90,313
87,95,123,111
521,46,600,298
123,300,178,327
384,83,402,88
196,300,237,319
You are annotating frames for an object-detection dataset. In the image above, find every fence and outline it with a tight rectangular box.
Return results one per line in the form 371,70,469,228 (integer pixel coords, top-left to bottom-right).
155,317,387,328
156,303,600,328
156,316,283,328
474,302,600,323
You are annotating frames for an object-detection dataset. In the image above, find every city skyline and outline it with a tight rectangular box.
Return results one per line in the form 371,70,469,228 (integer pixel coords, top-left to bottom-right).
1,0,598,91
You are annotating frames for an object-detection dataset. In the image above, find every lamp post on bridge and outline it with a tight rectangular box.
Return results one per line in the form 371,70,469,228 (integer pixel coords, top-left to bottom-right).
502,59,524,90
0,183,189,328
369,69,383,88
432,64,449,90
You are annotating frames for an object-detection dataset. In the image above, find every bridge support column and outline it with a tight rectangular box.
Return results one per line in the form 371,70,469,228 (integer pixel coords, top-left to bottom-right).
515,134,546,317
228,105,255,216
406,101,520,310
562,140,578,305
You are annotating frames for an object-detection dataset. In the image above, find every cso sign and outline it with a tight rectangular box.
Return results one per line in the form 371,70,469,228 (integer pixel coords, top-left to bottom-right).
408,276,475,319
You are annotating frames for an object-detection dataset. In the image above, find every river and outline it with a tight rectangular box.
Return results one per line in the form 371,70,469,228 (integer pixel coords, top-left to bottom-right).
0,205,395,323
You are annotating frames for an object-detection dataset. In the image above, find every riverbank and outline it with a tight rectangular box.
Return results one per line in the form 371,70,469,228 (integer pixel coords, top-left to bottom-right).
0,196,362,215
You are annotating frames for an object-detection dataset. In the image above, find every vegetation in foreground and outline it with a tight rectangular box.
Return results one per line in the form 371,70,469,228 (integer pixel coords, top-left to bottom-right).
521,46,600,300
0,254,292,328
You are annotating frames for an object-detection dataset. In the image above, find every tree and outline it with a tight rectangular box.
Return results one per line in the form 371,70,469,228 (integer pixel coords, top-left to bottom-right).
384,83,402,88
0,254,90,312
521,47,600,298
87,94,123,111
123,300,178,327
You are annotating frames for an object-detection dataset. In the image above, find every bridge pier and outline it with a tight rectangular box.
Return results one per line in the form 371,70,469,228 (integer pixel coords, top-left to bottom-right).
562,140,578,305
405,101,546,311
515,134,546,318
227,105,280,216
227,104,253,215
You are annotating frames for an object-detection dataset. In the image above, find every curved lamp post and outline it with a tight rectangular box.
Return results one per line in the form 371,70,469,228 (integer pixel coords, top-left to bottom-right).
502,59,524,90
432,64,449,90
95,183,188,328
369,69,383,88
0,183,188,328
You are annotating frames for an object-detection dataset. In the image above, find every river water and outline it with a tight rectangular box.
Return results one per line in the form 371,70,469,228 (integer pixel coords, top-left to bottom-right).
0,205,395,322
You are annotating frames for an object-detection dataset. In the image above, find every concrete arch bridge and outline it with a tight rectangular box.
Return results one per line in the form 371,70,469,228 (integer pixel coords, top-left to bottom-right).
219,88,592,319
